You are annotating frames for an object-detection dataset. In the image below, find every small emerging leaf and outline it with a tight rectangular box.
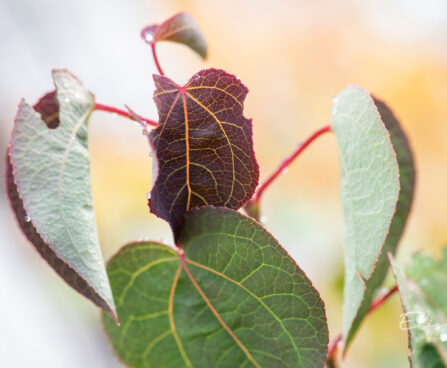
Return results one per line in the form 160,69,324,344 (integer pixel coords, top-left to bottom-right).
141,12,207,59
149,69,259,235
103,207,328,368
8,70,116,320
331,85,400,348
390,250,447,367
343,97,416,349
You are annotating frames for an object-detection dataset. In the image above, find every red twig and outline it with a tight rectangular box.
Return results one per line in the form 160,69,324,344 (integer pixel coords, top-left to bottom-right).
326,285,398,363
368,285,398,314
252,125,331,203
94,103,158,127
151,42,165,76
327,333,342,366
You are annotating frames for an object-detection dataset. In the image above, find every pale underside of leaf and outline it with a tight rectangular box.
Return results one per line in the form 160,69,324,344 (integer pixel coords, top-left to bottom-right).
6,154,113,315
343,97,416,349
390,251,447,367
331,84,400,345
103,207,328,368
9,70,116,318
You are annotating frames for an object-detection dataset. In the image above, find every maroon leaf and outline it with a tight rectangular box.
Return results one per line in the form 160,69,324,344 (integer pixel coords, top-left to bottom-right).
149,68,259,236
5,151,115,319
33,90,60,129
141,12,207,59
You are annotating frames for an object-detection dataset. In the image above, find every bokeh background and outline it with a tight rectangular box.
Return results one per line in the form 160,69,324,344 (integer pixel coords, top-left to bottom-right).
1,0,446,367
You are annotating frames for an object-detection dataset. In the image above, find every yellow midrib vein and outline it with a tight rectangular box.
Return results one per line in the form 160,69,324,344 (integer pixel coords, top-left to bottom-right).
181,258,261,368
185,258,302,366
181,93,192,211
169,263,192,367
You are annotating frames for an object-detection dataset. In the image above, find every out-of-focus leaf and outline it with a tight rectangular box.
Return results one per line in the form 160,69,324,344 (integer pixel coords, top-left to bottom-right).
390,251,447,367
33,90,60,129
103,207,328,368
149,69,259,235
141,12,207,59
343,97,416,349
8,70,116,320
331,85,400,347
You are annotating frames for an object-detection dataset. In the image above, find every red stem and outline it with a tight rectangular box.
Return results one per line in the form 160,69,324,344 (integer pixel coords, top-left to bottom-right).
327,285,398,363
368,285,398,313
327,333,342,361
252,125,331,203
151,42,165,76
94,103,158,127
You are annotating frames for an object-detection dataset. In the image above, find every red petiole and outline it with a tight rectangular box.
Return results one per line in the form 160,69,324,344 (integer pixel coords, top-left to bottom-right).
94,103,158,128
326,285,398,365
150,42,165,76
252,125,331,204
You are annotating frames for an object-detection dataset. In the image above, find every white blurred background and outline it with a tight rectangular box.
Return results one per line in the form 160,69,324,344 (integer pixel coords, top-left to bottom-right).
1,1,446,367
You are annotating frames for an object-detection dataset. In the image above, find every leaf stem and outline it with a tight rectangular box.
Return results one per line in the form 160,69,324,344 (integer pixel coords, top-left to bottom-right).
249,125,331,212
94,103,158,127
368,285,398,314
151,42,165,76
326,285,398,363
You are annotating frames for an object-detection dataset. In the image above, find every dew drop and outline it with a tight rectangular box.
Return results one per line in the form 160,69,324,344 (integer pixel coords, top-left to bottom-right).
282,168,288,175
260,215,268,224
24,215,31,222
146,192,151,199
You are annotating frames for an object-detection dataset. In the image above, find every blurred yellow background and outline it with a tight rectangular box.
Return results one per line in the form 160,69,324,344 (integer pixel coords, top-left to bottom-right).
1,0,446,367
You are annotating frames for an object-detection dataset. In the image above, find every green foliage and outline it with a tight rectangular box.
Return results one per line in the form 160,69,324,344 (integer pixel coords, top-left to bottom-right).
390,250,447,367
103,207,328,368
8,11,438,368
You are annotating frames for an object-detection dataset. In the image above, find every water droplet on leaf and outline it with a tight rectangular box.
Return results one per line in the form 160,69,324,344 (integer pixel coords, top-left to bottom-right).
260,215,268,224
146,192,151,199
24,215,31,222
142,30,154,43
282,168,288,175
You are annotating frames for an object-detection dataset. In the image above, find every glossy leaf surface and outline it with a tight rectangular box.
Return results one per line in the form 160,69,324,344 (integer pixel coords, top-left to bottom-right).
343,97,416,349
149,69,259,235
390,251,447,367
8,70,116,319
141,12,207,59
103,207,328,368
331,85,400,345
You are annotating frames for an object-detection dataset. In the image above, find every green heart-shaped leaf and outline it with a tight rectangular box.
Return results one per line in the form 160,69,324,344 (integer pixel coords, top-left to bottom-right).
103,207,328,367
331,85,400,348
8,70,116,320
